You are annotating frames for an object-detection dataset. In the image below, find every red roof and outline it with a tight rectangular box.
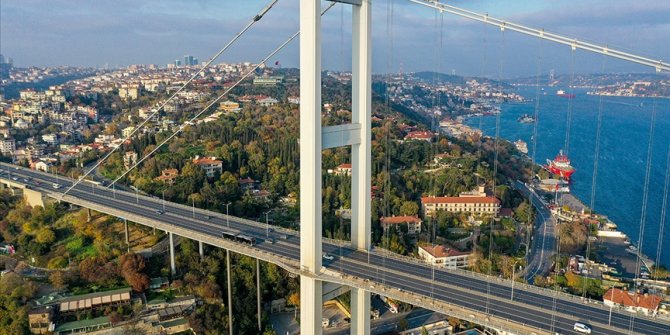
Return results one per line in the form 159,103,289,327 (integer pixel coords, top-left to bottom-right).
192,157,222,165
337,163,352,169
381,216,422,225
421,245,471,258
239,177,257,184
421,196,500,205
604,288,661,311
405,131,432,140
498,208,513,217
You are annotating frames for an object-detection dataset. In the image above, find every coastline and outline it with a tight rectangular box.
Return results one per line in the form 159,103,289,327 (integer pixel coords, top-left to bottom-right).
450,115,660,277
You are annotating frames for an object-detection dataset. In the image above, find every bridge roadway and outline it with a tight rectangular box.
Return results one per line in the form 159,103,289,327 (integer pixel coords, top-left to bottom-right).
2,163,669,335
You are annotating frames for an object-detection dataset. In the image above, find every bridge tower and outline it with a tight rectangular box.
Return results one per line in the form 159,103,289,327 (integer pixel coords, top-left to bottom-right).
300,1,372,334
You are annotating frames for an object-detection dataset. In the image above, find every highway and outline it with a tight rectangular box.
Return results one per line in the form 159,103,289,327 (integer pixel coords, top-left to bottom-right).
2,163,669,335
514,180,557,283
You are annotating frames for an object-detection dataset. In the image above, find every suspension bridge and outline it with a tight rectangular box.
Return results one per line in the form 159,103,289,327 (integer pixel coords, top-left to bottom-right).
2,0,670,334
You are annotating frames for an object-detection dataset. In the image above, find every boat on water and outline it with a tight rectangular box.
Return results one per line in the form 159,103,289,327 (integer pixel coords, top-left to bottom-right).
556,89,576,98
517,114,535,123
545,150,575,180
514,139,528,154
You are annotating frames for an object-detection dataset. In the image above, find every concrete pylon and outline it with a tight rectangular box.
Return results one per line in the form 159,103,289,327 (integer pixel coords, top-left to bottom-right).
299,0,323,334
169,232,176,276
350,1,372,333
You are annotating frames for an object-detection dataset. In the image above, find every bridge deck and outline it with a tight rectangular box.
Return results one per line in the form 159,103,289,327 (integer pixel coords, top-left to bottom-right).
2,162,669,335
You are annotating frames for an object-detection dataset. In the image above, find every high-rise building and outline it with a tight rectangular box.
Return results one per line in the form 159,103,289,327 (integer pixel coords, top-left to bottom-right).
184,55,194,66
0,54,11,79
175,59,181,67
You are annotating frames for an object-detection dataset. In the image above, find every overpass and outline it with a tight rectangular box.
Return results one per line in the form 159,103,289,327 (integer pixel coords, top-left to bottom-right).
3,163,670,335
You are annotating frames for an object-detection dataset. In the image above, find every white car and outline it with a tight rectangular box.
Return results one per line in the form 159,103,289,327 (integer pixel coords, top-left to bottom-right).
573,322,591,334
322,253,334,260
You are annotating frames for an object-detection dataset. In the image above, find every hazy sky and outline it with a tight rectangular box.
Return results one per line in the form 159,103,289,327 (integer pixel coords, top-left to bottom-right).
1,0,669,77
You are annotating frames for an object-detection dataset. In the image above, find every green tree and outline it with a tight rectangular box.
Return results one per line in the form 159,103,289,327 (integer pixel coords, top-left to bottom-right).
399,201,419,216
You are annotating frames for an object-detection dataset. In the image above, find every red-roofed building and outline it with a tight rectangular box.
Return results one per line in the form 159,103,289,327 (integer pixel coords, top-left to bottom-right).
239,177,259,192
498,208,513,218
333,163,352,176
421,196,500,218
404,131,433,142
418,245,473,269
603,288,662,316
155,168,179,184
192,156,222,177
381,216,422,235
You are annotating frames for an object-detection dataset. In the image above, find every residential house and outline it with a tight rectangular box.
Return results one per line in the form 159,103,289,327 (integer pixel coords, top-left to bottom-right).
603,288,662,316
258,97,279,107
404,130,433,142
124,151,138,170
0,135,15,156
192,156,223,178
218,100,241,113
239,177,259,192
331,163,352,176
155,169,179,184
418,245,473,269
381,216,422,235
28,306,54,334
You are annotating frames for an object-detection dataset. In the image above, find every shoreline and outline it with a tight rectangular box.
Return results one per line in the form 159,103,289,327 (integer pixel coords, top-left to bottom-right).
448,115,663,274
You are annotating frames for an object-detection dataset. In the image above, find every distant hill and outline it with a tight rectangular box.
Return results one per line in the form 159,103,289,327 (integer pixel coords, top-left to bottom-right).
508,72,670,87
411,71,509,87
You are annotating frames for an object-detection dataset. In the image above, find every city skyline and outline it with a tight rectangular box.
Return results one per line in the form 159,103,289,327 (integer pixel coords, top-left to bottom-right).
1,0,669,77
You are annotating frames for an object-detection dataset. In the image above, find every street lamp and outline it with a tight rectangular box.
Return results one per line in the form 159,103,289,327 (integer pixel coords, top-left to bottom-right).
265,209,274,239
511,260,521,301
225,202,232,228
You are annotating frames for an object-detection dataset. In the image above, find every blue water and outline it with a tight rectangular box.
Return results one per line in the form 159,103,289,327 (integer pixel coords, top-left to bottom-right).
464,87,670,267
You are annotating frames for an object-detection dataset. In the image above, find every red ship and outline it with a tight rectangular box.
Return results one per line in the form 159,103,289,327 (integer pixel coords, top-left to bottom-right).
546,150,575,180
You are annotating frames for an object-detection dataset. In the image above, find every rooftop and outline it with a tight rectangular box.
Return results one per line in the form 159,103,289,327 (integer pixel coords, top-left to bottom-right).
54,316,110,332
381,215,422,225
604,288,662,311
421,196,500,204
420,245,471,258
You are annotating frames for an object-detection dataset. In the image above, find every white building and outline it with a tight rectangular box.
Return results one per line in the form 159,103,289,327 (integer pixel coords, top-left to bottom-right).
122,126,136,138
421,195,500,218
258,97,279,107
41,134,59,146
0,136,15,156
381,216,422,235
192,156,223,178
418,245,473,269
603,288,662,316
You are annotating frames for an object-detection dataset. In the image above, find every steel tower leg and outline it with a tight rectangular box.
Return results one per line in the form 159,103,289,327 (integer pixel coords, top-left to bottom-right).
300,0,323,334
351,1,372,334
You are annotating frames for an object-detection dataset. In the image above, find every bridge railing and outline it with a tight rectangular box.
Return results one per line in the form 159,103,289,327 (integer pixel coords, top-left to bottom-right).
318,268,551,335
369,246,669,325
